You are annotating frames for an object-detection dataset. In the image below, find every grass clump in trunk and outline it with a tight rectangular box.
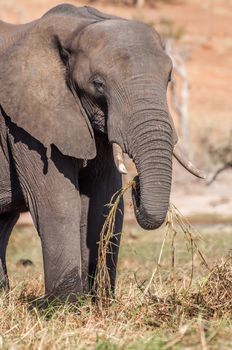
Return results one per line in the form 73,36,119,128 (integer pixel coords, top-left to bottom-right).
94,181,135,309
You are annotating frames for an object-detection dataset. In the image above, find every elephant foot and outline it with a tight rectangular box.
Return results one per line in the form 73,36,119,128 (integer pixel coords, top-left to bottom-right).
45,267,84,303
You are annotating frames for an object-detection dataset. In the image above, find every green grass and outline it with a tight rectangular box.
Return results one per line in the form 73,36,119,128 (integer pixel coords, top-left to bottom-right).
1,217,232,349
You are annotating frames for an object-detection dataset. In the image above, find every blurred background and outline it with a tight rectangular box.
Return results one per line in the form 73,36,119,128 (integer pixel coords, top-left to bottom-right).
0,0,231,225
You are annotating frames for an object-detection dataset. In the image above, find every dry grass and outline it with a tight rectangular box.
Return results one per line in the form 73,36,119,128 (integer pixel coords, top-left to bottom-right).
94,181,135,308
1,258,231,349
0,183,232,349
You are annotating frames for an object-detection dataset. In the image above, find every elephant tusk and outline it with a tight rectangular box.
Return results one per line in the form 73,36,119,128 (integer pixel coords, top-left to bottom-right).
112,143,128,175
173,145,206,179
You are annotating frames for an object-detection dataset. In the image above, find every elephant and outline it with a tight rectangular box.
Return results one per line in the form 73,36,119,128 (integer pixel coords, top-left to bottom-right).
0,4,204,300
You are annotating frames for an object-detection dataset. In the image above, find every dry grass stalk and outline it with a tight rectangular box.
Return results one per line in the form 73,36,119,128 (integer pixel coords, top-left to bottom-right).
167,203,210,288
94,181,135,309
134,201,210,299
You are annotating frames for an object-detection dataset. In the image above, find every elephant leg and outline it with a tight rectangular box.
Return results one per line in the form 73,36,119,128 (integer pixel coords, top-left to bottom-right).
31,193,83,301
27,156,83,301
80,140,124,294
8,136,83,301
0,212,19,290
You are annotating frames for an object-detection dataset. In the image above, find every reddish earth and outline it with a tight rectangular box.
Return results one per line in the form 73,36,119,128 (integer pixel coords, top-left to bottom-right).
0,0,231,225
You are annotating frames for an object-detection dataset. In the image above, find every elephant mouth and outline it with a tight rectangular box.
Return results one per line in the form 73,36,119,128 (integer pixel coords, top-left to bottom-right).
131,175,140,209
79,92,108,134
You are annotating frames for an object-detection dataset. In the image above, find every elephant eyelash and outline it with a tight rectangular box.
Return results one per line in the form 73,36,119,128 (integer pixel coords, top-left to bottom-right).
90,76,106,93
93,80,104,89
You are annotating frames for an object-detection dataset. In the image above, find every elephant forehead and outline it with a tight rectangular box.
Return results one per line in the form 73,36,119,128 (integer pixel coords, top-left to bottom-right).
77,19,172,78
79,19,160,52
92,47,171,81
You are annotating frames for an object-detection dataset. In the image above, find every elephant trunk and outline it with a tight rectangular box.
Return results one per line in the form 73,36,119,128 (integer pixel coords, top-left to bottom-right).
129,110,173,230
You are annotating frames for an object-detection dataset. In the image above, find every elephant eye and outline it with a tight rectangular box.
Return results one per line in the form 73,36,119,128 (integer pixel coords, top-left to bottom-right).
92,78,105,93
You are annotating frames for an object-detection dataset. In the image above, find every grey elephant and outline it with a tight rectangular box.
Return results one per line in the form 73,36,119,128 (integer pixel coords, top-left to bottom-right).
0,4,203,300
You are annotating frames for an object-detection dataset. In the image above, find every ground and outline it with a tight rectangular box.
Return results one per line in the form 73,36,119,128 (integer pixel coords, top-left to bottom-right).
2,218,232,349
0,0,231,349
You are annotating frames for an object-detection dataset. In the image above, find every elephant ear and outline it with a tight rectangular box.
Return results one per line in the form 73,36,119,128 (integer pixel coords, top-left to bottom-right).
0,24,96,160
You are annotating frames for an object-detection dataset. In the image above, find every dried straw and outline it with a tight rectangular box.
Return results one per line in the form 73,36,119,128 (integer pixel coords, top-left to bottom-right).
94,181,135,309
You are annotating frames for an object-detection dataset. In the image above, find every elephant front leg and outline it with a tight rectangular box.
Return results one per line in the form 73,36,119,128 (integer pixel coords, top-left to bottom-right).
14,143,83,301
39,209,82,301
0,212,19,290
30,178,83,301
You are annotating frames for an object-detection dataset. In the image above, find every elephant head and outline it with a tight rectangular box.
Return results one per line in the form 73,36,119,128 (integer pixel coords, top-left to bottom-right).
0,5,204,230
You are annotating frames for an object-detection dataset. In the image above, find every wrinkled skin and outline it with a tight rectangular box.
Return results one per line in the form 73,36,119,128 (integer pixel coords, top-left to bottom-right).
0,4,175,300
